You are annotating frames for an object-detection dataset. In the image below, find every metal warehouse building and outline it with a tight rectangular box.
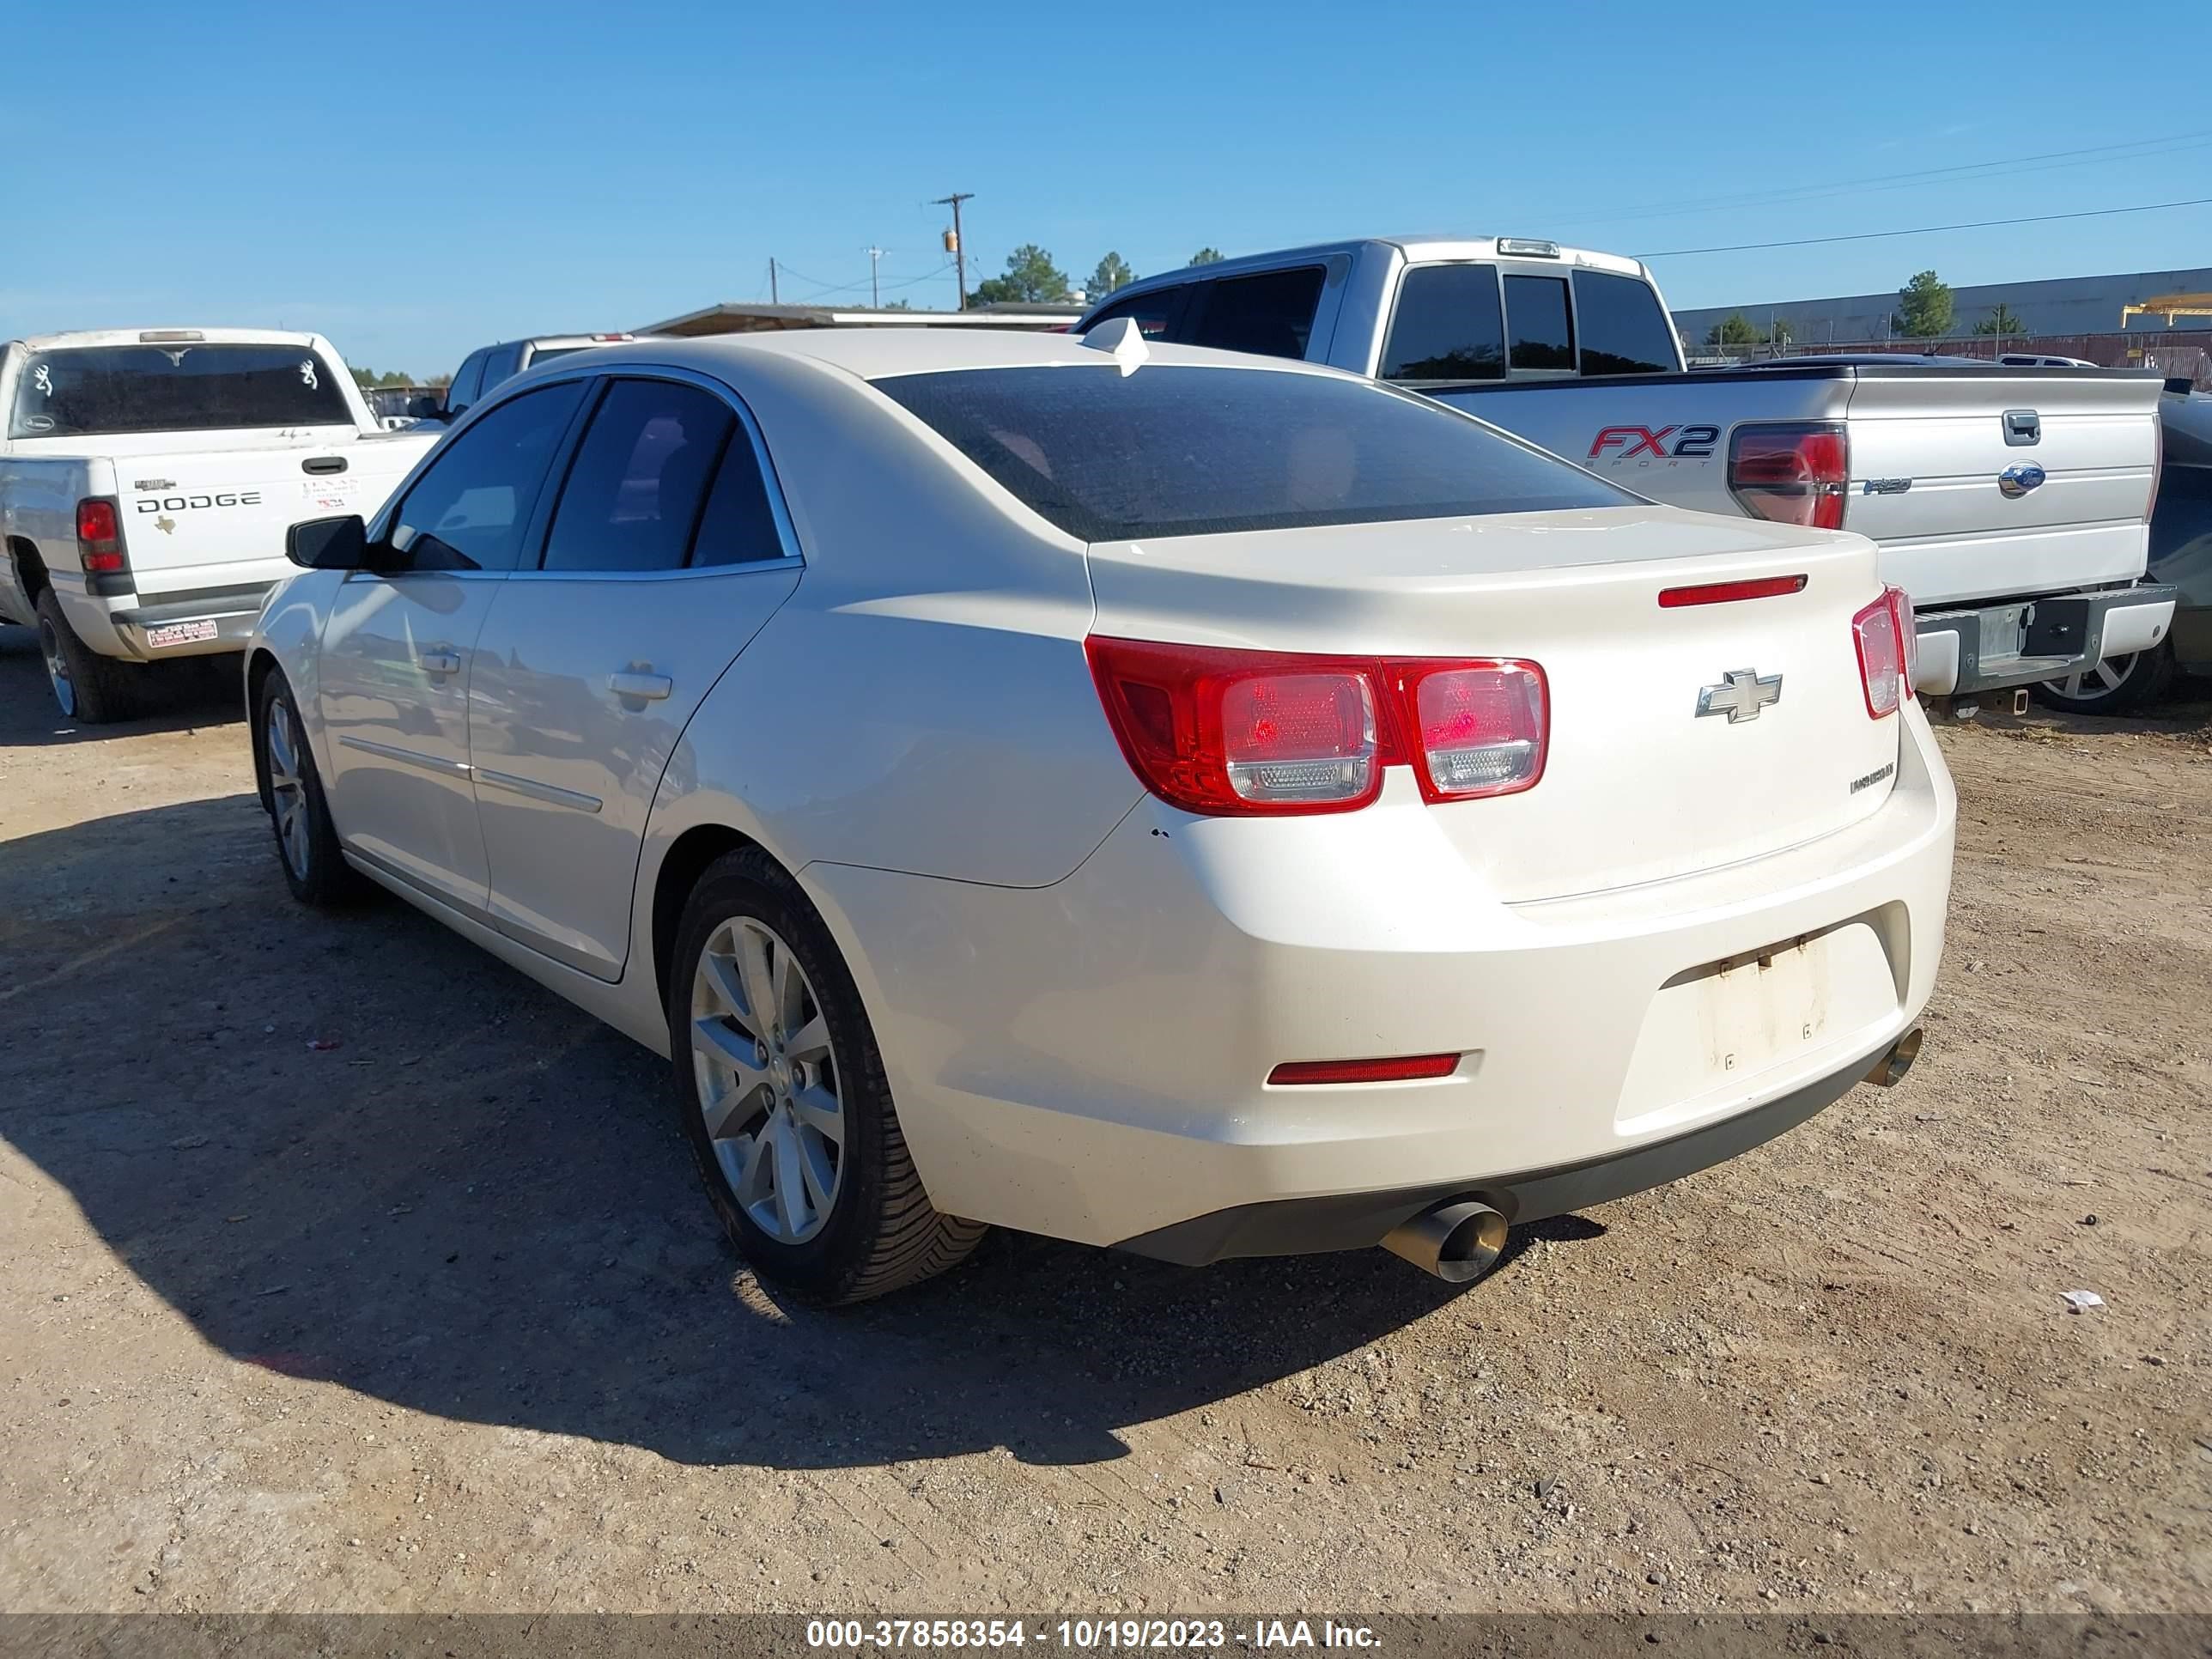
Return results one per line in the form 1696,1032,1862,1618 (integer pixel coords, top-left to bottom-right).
1671,266,2212,345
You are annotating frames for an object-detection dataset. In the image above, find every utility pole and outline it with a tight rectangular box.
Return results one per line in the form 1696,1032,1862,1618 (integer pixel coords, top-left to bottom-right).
769,258,779,305
933,192,974,309
866,246,887,308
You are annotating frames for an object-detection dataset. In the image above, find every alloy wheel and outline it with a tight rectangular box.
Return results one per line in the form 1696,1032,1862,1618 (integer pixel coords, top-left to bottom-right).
690,916,843,1243
2046,653,2138,703
39,617,76,719
264,698,311,878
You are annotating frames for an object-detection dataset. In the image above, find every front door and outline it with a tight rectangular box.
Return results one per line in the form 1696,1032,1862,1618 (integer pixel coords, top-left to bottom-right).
318,380,587,914
469,374,801,981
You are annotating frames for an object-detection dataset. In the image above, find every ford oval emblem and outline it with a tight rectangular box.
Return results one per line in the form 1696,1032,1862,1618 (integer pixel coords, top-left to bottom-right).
1999,462,2047,498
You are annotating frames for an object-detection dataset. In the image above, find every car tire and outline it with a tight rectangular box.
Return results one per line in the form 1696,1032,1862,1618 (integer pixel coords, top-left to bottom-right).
669,848,986,1304
254,670,363,907
2032,640,2177,717
35,589,136,724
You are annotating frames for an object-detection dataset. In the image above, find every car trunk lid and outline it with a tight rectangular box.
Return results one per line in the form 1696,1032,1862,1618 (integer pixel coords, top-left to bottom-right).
1085,505,1902,902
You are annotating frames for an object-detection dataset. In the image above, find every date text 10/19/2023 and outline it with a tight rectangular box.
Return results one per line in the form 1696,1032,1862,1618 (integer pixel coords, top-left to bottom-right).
805,1620,1382,1650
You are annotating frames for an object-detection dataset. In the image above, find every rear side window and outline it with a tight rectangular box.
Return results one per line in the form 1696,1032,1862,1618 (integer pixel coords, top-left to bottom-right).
1183,267,1326,360
479,344,523,395
9,344,354,439
690,429,788,567
392,381,588,571
1504,276,1575,370
1083,287,1186,340
875,364,1632,542
1573,269,1677,375
1382,264,1505,382
541,380,736,573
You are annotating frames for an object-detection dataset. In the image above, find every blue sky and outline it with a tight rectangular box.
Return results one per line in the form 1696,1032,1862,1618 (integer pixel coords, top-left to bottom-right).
5,0,2208,378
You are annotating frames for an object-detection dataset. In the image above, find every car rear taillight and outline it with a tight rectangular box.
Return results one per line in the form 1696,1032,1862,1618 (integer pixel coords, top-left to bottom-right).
1729,422,1848,531
1852,585,1917,718
1389,660,1548,801
1085,638,1547,817
76,498,124,574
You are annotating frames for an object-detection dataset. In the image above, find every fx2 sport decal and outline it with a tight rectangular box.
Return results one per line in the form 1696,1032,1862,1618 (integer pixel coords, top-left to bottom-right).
1588,424,1720,461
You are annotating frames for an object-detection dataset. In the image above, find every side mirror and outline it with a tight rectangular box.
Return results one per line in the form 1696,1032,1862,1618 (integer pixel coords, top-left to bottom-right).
287,514,371,570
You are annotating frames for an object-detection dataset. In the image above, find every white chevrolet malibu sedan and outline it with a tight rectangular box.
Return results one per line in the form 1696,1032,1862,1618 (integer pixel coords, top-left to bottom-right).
247,325,1955,1303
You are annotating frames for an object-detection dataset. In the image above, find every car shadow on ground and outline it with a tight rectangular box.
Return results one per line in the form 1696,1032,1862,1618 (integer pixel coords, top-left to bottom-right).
0,623,244,746
0,790,1607,1469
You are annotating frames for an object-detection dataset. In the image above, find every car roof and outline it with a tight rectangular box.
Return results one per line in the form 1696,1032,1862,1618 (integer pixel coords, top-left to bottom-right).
568,325,1363,384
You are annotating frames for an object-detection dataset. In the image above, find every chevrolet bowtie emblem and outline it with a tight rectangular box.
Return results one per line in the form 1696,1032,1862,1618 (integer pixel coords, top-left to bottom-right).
1696,668,1783,723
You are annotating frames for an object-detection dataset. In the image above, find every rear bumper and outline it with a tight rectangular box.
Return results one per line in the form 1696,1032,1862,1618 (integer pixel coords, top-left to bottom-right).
1914,582,2178,696
105,582,276,660
805,705,1958,1254
1120,1031,1899,1263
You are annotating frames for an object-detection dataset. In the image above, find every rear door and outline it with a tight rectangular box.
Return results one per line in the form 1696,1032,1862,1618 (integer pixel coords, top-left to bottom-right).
469,373,802,981
318,380,588,915
1838,367,2164,602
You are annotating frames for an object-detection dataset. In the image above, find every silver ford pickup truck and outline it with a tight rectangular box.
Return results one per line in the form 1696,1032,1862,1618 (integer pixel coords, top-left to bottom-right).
1076,237,2173,700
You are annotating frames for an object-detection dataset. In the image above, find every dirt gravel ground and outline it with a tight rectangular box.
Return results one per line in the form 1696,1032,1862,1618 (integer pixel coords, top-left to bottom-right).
0,622,2206,1619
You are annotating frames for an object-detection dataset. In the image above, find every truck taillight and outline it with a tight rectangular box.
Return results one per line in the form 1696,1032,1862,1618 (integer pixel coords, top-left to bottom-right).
1729,422,1848,531
1085,638,1547,817
1853,586,1917,718
76,498,124,574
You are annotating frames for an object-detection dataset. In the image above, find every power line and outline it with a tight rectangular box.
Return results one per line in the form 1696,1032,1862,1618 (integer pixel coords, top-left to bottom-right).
1547,130,2212,231
1637,195,2212,259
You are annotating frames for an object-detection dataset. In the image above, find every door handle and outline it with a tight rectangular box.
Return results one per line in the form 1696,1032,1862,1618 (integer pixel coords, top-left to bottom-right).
608,669,673,702
420,649,462,676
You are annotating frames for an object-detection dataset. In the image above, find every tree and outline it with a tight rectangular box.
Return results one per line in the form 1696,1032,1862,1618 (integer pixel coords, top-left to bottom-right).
881,298,913,312
1896,270,1955,338
969,243,1072,307
1705,313,1764,347
1188,247,1224,266
1087,252,1136,301
349,367,416,388
1972,302,2027,337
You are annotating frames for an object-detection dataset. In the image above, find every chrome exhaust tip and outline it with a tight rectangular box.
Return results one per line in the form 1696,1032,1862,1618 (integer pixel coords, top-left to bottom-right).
2011,688,2030,715
1381,1200,1509,1283
1864,1026,1924,1089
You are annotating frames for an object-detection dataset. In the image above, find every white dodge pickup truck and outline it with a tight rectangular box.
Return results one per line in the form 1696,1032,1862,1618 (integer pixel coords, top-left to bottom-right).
1077,238,2174,702
0,329,439,721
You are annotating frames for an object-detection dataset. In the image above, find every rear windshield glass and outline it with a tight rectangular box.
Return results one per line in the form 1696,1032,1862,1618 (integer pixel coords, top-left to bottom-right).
9,344,355,439
874,364,1632,541
1572,269,1678,375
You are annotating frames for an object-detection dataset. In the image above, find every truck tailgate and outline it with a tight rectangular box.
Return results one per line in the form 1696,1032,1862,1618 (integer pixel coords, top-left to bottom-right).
118,433,434,601
1841,369,2162,605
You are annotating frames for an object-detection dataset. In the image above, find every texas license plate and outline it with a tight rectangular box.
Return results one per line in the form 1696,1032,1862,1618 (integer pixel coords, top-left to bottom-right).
145,620,219,648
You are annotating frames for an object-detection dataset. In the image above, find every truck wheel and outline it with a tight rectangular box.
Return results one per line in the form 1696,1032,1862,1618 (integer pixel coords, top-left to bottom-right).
2032,641,2176,717
253,671,362,907
34,590,136,724
669,848,986,1304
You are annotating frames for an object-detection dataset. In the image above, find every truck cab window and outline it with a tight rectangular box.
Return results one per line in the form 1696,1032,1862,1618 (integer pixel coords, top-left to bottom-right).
1183,267,1327,361
1573,269,1677,376
1382,264,1505,383
1504,276,1575,371
1083,286,1186,341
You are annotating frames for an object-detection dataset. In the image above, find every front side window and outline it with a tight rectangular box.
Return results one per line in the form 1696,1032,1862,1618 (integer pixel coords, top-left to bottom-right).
1573,269,1677,375
447,351,488,411
1183,267,1327,361
1382,264,1505,383
391,381,587,572
875,364,1633,542
1504,276,1575,371
540,380,736,573
8,344,354,439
